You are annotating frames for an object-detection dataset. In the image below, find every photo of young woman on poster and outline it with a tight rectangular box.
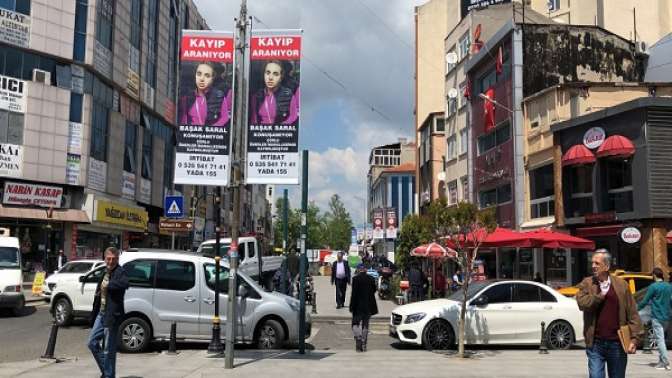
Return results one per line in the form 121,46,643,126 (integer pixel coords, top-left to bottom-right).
249,60,300,126
179,61,232,127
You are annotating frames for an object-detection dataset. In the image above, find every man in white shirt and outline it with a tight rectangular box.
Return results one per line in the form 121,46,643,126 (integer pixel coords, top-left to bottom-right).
331,252,351,309
57,249,67,271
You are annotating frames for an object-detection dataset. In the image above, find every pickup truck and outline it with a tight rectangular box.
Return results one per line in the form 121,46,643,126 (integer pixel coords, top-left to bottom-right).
197,236,283,288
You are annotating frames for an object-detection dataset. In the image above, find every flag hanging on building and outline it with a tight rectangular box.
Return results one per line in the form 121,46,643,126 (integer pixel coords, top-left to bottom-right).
483,87,495,132
496,46,503,75
471,24,483,54
463,78,471,100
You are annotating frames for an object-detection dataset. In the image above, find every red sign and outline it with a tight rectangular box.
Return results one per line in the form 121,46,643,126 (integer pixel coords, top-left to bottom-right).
70,224,77,260
250,35,301,61
180,35,233,62
3,181,63,208
584,212,616,224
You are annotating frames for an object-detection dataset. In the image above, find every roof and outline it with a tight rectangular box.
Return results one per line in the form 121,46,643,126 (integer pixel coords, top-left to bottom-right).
551,97,672,133
381,163,416,174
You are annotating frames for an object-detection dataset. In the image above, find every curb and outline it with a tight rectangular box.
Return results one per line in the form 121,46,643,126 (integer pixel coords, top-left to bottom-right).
311,316,389,323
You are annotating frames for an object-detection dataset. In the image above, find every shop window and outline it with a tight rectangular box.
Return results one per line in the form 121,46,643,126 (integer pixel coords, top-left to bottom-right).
529,164,555,219
546,249,568,284
142,128,153,179
519,248,534,280
0,110,24,145
124,122,137,173
125,259,156,288
90,101,109,162
156,260,195,291
604,159,633,213
478,121,510,155
0,0,30,15
480,283,512,304
567,165,593,217
95,0,114,50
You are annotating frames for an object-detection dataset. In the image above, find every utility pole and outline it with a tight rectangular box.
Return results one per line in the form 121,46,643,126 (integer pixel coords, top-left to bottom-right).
283,188,288,253
298,150,308,354
225,0,248,369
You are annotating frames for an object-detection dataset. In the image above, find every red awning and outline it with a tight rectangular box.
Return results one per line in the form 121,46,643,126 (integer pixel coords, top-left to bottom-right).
524,228,595,250
596,135,635,158
562,145,596,166
445,227,534,249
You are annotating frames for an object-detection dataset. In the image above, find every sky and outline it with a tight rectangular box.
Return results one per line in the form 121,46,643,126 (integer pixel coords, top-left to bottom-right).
193,0,427,226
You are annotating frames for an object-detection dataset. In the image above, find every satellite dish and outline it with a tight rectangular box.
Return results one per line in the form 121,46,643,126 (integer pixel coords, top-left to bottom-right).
445,52,458,64
448,88,459,99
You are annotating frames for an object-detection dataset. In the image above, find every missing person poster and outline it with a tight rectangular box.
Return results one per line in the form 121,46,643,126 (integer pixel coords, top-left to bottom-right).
174,30,234,186
246,30,302,185
373,209,384,240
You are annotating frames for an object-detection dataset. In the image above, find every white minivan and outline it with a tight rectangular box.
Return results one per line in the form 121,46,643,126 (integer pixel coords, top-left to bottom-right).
0,231,24,316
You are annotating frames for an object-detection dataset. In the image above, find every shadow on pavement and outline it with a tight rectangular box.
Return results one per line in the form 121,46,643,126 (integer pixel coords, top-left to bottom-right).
0,305,37,318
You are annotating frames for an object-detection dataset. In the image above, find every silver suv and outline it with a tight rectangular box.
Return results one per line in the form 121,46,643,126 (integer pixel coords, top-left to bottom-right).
75,250,309,352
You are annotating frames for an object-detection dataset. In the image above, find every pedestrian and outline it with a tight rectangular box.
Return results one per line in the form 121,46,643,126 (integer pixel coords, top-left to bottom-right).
286,251,299,297
407,263,425,302
88,247,129,378
576,249,642,378
433,264,446,298
534,272,543,283
57,249,67,271
637,267,672,370
331,251,350,309
350,263,378,352
451,269,463,292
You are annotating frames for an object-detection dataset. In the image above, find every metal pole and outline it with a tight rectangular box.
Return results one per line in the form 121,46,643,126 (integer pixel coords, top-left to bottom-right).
283,189,288,253
299,150,308,354
207,187,223,355
171,232,175,250
225,1,248,368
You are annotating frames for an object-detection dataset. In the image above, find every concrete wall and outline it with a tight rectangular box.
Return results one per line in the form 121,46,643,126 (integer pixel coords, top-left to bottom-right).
30,0,75,60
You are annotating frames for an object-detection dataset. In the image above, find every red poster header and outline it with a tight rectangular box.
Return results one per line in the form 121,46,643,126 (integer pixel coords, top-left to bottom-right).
251,36,302,61
181,35,234,62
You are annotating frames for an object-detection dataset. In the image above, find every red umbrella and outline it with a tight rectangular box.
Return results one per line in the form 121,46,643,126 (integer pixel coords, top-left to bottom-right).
667,231,672,244
524,228,595,250
411,242,457,259
445,227,534,249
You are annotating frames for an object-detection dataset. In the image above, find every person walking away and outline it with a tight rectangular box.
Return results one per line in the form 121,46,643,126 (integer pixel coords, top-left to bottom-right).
331,252,350,308
88,247,129,378
576,249,642,378
433,265,446,298
350,263,378,352
57,249,67,271
637,267,672,370
407,263,425,303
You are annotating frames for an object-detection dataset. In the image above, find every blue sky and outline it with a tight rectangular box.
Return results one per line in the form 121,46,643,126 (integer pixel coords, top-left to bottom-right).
194,0,423,225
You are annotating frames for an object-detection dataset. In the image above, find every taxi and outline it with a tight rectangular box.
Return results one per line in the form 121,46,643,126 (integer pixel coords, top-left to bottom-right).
557,270,654,297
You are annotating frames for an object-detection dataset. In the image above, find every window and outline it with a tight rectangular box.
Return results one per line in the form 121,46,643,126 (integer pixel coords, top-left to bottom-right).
125,259,156,287
633,278,653,292
539,288,557,302
84,266,106,283
95,0,114,50
0,0,30,15
498,183,512,203
459,82,467,108
461,176,469,201
142,128,152,179
479,183,511,208
447,135,456,160
478,122,510,155
435,117,445,133
70,93,83,123
605,159,633,213
128,0,142,73
164,141,174,190
448,180,458,205
548,0,560,11
529,164,555,219
124,122,137,173
90,101,109,161
203,263,259,299
478,69,497,94
458,32,471,61
459,129,468,155
73,0,88,61
167,1,179,97
0,110,23,144
446,47,457,73
568,165,593,217
60,262,93,273
145,0,159,87
156,260,195,291
480,283,512,304
447,97,457,117
514,283,540,302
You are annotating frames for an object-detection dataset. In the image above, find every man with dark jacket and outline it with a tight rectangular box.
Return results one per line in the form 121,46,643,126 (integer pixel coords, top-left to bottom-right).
350,263,378,352
87,247,129,378
331,252,350,308
407,263,426,303
576,249,642,378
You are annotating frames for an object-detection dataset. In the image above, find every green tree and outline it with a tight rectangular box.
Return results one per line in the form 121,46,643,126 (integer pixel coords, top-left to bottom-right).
306,202,327,249
394,213,432,271
273,197,300,251
323,194,353,251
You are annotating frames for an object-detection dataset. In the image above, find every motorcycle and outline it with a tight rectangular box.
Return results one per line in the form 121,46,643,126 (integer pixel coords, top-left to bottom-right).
294,273,313,303
377,266,394,300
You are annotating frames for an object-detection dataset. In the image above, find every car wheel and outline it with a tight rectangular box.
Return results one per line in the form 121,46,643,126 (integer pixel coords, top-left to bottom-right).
256,319,285,350
422,319,455,351
11,296,25,317
119,317,151,353
53,297,72,326
546,320,574,350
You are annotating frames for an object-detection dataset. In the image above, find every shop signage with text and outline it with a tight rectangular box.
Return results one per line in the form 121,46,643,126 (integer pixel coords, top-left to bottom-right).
583,127,606,149
621,227,641,244
3,181,63,207
159,217,193,233
95,200,148,230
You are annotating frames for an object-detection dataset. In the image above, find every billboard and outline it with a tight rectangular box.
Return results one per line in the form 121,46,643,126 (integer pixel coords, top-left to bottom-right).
373,209,384,240
461,0,512,18
174,30,234,186
246,31,302,184
385,208,397,239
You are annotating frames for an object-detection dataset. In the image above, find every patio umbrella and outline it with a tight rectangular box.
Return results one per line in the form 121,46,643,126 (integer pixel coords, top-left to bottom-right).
411,242,457,259
444,227,534,249
667,231,672,244
524,228,595,250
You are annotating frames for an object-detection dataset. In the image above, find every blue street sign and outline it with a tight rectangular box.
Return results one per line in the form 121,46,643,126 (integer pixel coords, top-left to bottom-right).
164,195,184,218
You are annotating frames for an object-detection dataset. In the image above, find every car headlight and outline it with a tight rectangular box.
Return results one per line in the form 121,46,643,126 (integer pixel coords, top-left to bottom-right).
285,298,300,312
404,312,426,324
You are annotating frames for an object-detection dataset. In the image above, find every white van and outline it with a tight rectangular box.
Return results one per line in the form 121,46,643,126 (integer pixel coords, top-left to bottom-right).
0,231,24,316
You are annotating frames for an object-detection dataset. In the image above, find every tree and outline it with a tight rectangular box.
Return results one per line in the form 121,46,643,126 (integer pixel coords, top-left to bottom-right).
273,197,300,251
323,194,353,251
395,213,432,271
306,202,327,249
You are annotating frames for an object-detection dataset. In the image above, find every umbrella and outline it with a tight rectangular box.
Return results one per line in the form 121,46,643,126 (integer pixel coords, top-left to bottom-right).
524,228,595,250
444,227,534,249
411,242,457,259
667,231,672,244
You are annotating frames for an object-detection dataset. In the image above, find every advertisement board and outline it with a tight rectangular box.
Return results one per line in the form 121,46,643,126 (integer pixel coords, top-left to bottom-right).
0,74,26,113
373,209,384,240
0,9,30,48
385,208,397,239
3,181,63,208
121,171,136,200
461,0,512,18
0,143,21,177
87,158,107,192
246,31,302,184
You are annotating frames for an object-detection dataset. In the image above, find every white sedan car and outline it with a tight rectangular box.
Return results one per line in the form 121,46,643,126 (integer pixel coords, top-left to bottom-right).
42,260,104,300
390,280,584,350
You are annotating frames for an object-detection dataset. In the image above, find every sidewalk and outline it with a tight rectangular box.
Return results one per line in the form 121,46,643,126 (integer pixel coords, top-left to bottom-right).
310,275,396,322
1,349,666,377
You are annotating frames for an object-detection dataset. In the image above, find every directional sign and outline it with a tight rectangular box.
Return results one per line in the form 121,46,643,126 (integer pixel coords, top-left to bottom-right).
164,195,184,218
159,217,193,233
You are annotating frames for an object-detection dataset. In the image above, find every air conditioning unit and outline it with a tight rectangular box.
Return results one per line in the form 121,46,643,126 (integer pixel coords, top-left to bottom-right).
33,69,51,85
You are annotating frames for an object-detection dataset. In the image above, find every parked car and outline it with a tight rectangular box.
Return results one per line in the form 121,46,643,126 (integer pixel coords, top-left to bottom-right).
390,280,584,350
50,249,310,353
557,271,653,297
42,260,104,301
0,233,24,316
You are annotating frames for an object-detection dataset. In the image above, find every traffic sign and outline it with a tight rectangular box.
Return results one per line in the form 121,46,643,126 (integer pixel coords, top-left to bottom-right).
164,195,184,218
159,217,193,233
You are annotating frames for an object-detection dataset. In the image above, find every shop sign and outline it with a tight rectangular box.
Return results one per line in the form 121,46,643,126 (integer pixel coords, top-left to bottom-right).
0,74,26,113
66,154,81,185
88,158,107,192
621,227,641,244
121,171,136,200
0,9,30,48
95,200,148,230
159,217,193,233
139,178,151,204
93,40,112,78
3,181,63,208
583,127,606,149
67,122,82,155
584,212,615,224
0,143,21,177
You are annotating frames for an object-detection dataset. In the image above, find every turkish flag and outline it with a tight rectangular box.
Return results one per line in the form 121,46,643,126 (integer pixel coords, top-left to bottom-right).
483,87,495,132
496,46,503,75
463,78,471,100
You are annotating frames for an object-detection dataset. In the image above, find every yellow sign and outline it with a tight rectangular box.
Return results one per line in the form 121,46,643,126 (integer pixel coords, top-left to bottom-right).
32,272,45,295
95,200,148,230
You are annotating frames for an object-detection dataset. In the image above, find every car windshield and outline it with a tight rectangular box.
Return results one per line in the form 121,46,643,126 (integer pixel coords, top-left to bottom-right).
198,243,231,258
0,247,19,268
59,262,94,273
447,281,491,302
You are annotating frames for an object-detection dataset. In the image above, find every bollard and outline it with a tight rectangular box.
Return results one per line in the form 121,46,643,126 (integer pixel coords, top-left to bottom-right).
166,322,178,355
539,321,549,354
642,323,653,354
311,291,317,314
41,321,59,359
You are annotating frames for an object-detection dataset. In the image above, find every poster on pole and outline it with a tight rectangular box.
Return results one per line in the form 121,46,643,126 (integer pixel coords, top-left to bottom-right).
246,30,302,185
174,30,234,186
385,208,397,239
373,209,384,240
